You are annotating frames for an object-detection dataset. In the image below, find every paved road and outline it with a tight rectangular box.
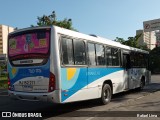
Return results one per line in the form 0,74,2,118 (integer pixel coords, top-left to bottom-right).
0,75,160,120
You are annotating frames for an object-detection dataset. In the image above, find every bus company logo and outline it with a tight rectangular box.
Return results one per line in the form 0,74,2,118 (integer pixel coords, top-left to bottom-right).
2,112,11,117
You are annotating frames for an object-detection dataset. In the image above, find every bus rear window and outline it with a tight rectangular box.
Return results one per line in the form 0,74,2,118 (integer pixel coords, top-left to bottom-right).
8,29,50,66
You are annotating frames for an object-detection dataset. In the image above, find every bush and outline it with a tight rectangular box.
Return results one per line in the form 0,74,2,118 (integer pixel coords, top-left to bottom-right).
0,80,8,89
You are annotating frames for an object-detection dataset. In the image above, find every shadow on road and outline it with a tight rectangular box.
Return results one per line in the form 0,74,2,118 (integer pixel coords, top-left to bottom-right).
0,83,160,118
34,83,160,118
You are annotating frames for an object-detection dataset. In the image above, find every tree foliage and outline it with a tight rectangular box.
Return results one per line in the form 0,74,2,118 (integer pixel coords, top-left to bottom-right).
32,11,77,31
114,37,126,44
114,34,150,51
115,34,160,73
0,61,7,76
149,47,160,73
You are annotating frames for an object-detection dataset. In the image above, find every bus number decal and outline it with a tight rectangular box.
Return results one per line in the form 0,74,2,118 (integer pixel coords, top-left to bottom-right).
28,69,42,74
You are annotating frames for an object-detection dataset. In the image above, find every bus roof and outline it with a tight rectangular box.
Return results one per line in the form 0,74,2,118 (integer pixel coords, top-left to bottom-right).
53,26,149,54
9,25,149,54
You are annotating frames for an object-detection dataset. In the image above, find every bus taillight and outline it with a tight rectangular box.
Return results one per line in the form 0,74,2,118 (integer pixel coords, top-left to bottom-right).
48,72,56,92
8,75,11,90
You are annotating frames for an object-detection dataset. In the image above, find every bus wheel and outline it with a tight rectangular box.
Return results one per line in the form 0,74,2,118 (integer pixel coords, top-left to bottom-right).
140,79,145,89
138,79,145,91
101,84,112,105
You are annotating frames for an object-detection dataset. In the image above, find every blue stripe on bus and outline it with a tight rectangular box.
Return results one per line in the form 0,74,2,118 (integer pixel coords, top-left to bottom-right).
61,67,123,102
8,60,50,85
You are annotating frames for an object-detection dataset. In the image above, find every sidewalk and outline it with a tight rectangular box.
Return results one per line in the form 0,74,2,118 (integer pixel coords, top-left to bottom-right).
86,83,160,119
100,90,160,120
110,90,160,111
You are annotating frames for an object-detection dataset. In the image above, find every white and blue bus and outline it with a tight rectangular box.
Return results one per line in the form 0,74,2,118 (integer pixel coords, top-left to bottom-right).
8,26,151,104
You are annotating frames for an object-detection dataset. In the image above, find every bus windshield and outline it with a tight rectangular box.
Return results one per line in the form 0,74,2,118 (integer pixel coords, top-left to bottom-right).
8,29,50,66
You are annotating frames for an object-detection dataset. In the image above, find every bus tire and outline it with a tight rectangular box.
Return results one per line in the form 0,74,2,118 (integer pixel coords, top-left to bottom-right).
100,84,112,105
137,78,145,91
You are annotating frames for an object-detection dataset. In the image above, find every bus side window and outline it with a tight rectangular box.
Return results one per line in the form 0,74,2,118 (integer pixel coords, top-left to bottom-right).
111,48,120,66
95,44,105,66
105,47,112,66
73,40,86,65
61,37,74,65
88,43,96,66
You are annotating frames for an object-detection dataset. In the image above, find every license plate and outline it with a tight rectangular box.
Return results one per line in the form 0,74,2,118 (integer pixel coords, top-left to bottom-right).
22,85,33,91
19,81,35,85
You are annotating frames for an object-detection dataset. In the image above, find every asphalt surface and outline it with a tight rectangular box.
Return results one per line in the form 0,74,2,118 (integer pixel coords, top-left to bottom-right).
0,75,160,120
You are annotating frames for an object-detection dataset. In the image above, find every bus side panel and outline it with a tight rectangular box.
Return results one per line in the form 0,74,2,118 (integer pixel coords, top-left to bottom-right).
87,68,126,95
60,67,124,103
60,67,88,102
50,27,62,103
129,68,148,89
146,70,151,85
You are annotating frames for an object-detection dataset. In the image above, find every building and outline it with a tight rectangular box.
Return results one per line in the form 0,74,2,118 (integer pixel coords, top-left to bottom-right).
0,24,14,54
155,31,160,46
136,29,156,50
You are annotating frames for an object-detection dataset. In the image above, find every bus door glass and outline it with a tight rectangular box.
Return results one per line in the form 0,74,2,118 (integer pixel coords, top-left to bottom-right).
123,53,133,89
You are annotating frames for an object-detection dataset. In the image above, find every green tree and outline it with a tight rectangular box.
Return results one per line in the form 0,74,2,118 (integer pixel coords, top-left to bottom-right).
139,43,150,51
125,34,142,48
32,11,77,31
115,34,141,47
114,37,126,44
0,62,7,76
115,34,150,51
149,47,160,73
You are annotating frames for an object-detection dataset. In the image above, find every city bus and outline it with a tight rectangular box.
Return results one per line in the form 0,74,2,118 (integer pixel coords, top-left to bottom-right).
8,26,151,104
